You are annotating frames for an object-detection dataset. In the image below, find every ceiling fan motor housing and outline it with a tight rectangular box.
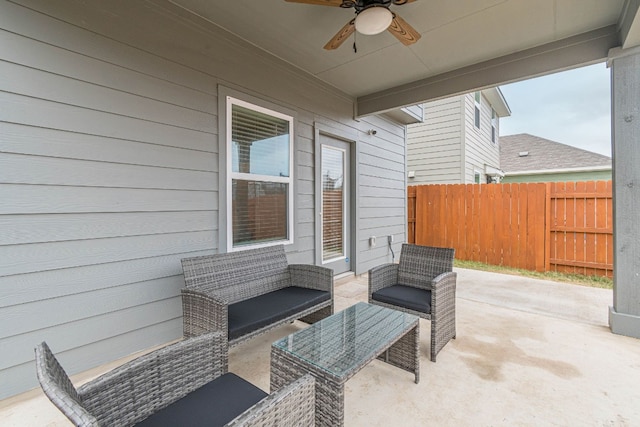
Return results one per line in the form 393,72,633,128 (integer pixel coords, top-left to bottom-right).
342,0,408,12
355,6,393,35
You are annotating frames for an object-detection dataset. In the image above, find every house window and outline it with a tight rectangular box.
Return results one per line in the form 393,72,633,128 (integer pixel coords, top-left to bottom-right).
491,109,497,143
227,97,294,250
474,170,481,184
474,92,481,129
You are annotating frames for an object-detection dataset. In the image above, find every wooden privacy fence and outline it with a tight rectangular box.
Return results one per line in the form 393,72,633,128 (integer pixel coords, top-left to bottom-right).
408,181,613,277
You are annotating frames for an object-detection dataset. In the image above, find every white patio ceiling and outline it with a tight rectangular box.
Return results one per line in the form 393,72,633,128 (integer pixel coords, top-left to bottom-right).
170,0,638,116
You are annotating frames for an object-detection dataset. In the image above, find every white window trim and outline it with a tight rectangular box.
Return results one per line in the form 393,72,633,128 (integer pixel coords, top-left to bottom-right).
474,92,481,130
474,169,482,184
491,108,497,143
225,96,295,252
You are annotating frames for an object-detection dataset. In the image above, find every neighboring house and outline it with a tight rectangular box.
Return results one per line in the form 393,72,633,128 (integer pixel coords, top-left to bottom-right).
406,88,511,185
0,2,413,398
500,134,612,183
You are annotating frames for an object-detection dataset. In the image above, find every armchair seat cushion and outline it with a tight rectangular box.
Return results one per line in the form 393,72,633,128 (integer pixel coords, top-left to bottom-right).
228,287,331,340
371,285,431,314
135,373,268,427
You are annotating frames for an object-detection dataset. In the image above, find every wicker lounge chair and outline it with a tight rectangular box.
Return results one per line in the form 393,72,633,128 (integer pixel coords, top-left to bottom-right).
369,243,457,362
181,245,333,347
35,332,315,426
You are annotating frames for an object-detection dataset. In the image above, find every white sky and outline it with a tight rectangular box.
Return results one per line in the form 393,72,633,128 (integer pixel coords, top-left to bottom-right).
499,63,612,157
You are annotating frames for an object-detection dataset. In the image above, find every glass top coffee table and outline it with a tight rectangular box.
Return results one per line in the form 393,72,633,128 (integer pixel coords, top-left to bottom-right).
270,302,419,427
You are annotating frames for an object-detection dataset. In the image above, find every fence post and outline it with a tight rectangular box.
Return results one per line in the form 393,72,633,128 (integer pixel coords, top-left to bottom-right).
545,182,551,272
407,186,416,244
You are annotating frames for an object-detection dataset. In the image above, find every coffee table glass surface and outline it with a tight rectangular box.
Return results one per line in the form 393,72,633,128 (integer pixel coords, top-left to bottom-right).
272,302,417,378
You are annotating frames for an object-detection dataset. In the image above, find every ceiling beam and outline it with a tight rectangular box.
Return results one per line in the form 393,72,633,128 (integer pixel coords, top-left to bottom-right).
620,0,640,49
356,25,620,118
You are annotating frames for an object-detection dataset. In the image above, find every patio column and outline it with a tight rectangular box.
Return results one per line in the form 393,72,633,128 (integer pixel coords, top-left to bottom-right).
609,47,640,339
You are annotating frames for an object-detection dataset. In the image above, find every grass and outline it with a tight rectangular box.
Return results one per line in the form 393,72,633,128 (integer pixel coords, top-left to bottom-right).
454,259,613,289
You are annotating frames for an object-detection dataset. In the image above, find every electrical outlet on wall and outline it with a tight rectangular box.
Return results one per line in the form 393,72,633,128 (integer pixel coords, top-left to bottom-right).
369,236,376,247
388,235,394,244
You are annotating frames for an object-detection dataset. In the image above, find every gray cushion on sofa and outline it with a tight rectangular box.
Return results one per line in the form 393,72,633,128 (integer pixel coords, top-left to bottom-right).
228,287,331,340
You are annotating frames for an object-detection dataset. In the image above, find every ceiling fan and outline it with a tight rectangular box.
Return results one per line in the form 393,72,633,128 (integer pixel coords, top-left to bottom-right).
285,0,421,50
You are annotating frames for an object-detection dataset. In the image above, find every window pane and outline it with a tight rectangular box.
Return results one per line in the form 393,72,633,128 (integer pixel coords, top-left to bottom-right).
232,180,288,246
322,147,344,261
231,104,290,177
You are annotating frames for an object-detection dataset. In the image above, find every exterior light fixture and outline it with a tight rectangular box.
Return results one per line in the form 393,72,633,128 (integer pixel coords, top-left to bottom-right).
355,6,393,35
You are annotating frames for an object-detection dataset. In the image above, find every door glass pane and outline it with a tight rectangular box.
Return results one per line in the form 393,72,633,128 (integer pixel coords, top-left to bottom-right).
322,146,344,261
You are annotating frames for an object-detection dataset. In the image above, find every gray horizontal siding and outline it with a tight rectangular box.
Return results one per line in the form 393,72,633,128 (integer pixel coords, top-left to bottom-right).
357,114,406,273
463,94,500,182
0,0,222,399
0,212,216,246
1,61,215,132
1,301,183,370
0,28,215,113
1,153,216,190
1,185,217,214
0,251,213,308
1,276,181,351
1,231,216,277
0,0,407,399
2,91,216,151
3,319,182,401
407,96,463,184
1,122,218,171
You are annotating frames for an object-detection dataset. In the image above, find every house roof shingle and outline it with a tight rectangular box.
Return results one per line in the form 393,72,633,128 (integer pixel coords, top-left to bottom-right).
499,133,611,173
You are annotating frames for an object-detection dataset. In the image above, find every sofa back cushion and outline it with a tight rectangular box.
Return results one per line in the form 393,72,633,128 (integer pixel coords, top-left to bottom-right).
182,245,291,303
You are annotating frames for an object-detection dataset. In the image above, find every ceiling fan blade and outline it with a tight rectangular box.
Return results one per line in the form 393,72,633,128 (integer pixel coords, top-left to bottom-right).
388,13,421,46
324,19,355,50
284,0,345,6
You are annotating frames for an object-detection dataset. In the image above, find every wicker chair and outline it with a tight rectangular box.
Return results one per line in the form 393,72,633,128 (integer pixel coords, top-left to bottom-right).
35,332,315,426
369,244,457,362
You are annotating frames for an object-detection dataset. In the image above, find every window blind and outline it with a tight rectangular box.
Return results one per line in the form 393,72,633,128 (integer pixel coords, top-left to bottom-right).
322,147,345,261
232,104,290,176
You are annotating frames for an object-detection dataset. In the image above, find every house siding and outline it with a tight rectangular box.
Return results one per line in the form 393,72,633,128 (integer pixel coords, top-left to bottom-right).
0,0,407,398
407,97,463,184
407,92,502,185
463,93,501,183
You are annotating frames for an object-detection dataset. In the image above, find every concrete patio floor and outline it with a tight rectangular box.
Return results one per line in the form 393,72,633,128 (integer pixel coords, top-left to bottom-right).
2,268,640,426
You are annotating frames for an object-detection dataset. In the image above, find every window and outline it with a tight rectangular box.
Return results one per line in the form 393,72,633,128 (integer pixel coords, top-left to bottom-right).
474,92,481,129
226,97,294,250
474,170,481,184
491,109,497,143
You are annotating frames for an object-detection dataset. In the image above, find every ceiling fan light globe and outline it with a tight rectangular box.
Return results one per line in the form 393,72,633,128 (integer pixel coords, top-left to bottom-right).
355,7,393,35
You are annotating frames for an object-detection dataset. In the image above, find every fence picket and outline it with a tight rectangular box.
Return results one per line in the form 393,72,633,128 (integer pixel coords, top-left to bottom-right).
502,183,513,267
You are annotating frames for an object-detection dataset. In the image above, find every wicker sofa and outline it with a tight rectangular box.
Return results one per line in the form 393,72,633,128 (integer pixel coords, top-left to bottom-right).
181,245,334,346
35,332,316,426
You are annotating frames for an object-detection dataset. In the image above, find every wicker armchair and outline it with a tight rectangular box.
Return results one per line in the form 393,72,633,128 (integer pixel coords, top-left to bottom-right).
369,244,457,362
35,332,315,426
